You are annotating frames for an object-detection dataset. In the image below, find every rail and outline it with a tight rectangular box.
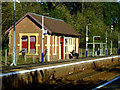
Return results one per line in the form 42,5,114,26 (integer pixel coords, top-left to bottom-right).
92,75,120,90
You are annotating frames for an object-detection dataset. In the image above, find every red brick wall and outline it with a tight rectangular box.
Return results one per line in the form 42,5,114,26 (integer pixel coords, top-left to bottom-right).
9,17,42,57
49,36,59,61
8,16,79,61
49,36,79,61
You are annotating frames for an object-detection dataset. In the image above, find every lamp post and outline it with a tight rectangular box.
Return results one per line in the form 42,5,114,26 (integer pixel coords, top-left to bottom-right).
41,16,44,63
105,29,108,55
86,24,91,58
110,25,113,55
41,13,48,63
10,0,20,66
93,36,100,57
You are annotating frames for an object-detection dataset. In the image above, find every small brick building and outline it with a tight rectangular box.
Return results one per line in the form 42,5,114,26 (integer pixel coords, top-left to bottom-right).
5,13,81,61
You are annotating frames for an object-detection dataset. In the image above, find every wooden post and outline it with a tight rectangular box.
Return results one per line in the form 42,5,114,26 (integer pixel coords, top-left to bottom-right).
16,50,18,64
88,49,90,57
5,49,7,65
33,55,35,63
24,53,26,63
81,49,83,58
80,48,82,58
45,49,48,62
39,50,41,62
79,48,80,57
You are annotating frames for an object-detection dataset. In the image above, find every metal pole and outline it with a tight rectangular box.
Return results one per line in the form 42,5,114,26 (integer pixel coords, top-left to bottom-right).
11,0,16,66
93,36,94,57
118,32,119,54
105,30,107,55
86,24,91,57
118,32,120,54
111,25,113,55
41,16,44,63
86,25,88,57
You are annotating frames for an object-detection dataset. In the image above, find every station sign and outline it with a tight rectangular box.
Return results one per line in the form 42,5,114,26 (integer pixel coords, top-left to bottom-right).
95,37,100,40
86,37,88,41
43,29,47,35
65,37,72,39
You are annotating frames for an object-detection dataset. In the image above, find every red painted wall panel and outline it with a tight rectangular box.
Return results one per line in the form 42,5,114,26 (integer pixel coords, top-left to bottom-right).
30,36,36,53
22,41,28,48
30,42,35,49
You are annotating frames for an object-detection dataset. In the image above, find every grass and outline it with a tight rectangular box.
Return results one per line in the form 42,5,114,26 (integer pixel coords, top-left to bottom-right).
1,55,41,66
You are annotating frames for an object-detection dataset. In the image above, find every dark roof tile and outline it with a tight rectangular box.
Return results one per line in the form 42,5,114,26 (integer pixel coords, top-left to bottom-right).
5,13,81,37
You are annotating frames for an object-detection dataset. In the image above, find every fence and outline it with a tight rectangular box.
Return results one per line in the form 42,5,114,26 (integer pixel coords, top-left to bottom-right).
2,50,41,66
79,48,119,58
1,48,119,66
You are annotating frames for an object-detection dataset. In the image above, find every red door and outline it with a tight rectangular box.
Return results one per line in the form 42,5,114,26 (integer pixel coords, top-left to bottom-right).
30,36,36,54
60,37,64,59
22,36,28,52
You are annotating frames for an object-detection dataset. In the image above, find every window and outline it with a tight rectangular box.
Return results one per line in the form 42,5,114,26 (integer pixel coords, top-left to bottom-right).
30,36,36,54
53,36,57,55
21,36,36,54
19,33,39,55
21,36,28,53
52,36,54,54
68,38,73,52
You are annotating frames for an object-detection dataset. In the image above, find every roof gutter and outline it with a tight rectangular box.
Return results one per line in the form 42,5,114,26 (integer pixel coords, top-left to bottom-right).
52,32,81,37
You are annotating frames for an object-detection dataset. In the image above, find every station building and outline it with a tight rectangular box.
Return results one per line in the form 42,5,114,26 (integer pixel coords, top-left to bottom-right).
5,13,81,61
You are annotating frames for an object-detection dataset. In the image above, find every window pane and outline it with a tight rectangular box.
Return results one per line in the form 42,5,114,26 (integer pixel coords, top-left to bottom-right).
30,36,36,54
22,36,28,53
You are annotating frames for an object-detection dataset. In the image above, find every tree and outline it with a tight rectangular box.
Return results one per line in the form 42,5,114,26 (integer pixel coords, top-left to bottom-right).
2,2,120,51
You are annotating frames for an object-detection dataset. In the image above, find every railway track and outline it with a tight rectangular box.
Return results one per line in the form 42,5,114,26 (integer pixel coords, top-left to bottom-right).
92,75,120,90
9,63,120,90
3,56,120,90
47,63,120,90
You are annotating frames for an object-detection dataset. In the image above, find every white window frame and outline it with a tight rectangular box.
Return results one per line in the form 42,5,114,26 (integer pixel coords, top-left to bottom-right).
19,33,39,55
53,36,57,55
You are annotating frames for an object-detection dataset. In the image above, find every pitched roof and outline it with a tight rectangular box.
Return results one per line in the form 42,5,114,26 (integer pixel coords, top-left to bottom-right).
5,13,81,37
